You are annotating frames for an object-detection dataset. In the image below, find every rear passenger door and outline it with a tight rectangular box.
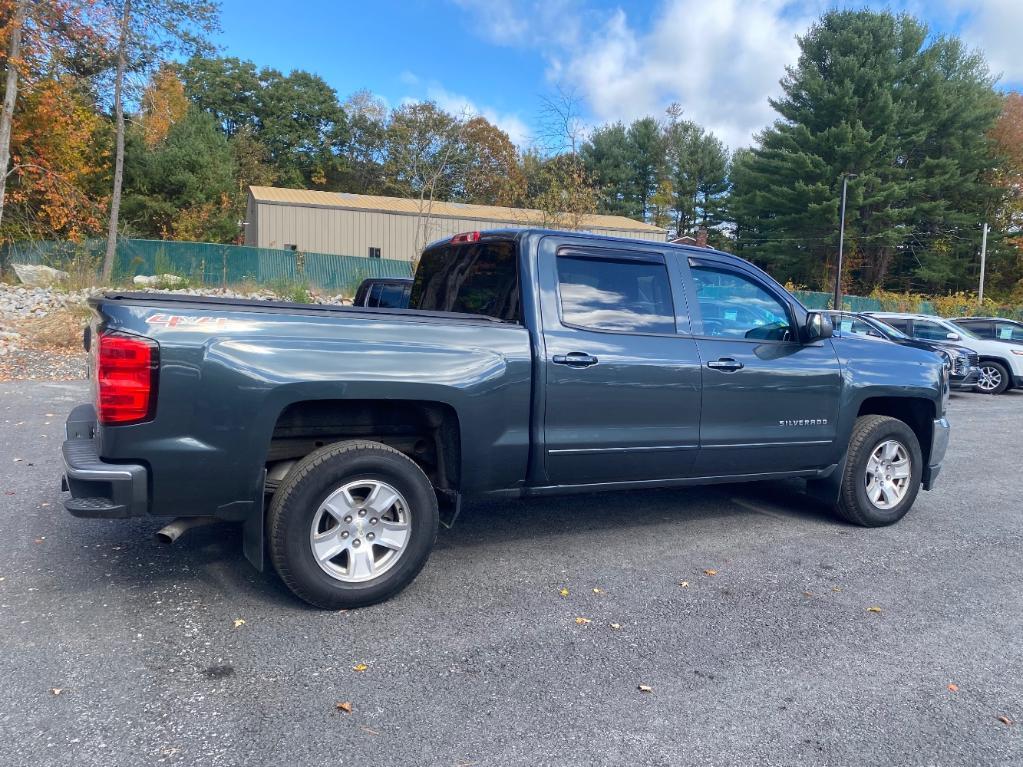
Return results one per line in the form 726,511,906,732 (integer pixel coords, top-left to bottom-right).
538,237,702,485
681,257,842,476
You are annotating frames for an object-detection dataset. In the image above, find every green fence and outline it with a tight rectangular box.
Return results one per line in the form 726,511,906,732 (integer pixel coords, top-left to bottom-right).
0,238,413,295
792,289,936,315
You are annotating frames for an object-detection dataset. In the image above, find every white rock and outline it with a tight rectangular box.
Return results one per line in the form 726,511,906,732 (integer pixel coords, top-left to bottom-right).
132,274,186,287
11,263,70,287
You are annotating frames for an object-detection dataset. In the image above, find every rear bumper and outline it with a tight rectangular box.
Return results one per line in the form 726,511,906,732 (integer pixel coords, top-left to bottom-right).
61,404,148,518
922,416,950,491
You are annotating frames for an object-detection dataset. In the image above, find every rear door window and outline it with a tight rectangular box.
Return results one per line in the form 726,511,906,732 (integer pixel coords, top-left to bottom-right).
993,322,1023,341
555,254,676,334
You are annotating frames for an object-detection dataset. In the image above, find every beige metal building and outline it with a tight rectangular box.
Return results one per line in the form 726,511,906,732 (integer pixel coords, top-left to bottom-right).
244,186,666,260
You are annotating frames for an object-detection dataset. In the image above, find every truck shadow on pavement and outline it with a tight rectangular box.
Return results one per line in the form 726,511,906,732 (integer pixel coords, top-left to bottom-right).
53,478,843,611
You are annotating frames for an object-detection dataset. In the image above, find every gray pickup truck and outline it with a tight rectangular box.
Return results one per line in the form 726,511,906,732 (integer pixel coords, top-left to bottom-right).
62,229,950,609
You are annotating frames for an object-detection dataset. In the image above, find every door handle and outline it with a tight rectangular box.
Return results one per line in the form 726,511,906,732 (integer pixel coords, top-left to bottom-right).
553,352,599,368
707,357,744,372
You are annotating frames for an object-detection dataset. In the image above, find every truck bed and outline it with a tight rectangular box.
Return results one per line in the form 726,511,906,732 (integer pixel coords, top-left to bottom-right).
95,291,508,325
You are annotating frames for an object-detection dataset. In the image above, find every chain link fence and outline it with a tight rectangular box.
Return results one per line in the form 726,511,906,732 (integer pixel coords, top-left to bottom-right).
0,238,413,296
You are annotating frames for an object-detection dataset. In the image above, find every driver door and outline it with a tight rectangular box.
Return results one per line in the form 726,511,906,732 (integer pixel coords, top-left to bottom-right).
682,259,843,476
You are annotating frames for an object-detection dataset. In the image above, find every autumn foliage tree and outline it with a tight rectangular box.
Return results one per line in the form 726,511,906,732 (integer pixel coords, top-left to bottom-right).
0,0,109,243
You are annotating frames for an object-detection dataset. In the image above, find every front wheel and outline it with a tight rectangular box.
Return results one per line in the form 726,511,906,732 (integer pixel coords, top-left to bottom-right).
834,415,922,526
975,360,1009,394
268,440,439,609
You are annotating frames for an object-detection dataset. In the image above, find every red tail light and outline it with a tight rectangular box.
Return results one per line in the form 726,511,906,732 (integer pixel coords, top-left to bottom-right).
450,231,481,244
95,332,159,425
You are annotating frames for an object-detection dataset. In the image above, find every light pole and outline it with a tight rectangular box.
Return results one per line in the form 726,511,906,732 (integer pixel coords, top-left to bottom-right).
833,172,857,310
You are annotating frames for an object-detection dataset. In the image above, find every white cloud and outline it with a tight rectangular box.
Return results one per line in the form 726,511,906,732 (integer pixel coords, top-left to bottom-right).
419,83,533,146
452,0,1020,153
956,0,1023,85
554,0,816,151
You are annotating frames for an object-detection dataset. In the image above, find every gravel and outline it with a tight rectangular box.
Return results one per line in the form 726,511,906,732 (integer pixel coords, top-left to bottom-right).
0,283,352,380
0,385,1020,766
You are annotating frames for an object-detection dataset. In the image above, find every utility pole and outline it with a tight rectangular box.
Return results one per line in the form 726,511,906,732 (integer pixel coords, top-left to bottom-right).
978,222,988,305
833,173,856,310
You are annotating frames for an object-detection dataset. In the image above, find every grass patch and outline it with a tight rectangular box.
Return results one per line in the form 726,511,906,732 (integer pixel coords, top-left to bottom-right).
17,305,92,350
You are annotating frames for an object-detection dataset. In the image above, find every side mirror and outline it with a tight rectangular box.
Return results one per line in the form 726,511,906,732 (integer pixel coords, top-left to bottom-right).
805,311,833,341
946,332,960,341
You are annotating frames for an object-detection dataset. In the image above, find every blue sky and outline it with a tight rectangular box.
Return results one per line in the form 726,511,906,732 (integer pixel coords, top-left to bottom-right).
214,0,1023,151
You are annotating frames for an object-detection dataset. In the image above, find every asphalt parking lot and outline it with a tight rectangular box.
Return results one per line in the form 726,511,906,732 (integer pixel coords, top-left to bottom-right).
1,381,1021,766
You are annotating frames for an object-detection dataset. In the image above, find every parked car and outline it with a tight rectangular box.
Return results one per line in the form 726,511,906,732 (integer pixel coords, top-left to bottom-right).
353,277,412,308
62,229,950,609
825,311,978,391
866,311,1023,394
951,316,1023,344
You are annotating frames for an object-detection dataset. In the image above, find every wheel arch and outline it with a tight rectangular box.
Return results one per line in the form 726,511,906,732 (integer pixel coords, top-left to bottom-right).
265,398,462,494
856,396,935,466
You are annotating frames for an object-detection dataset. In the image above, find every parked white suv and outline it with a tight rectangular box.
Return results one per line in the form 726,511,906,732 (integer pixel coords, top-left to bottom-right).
866,312,1023,395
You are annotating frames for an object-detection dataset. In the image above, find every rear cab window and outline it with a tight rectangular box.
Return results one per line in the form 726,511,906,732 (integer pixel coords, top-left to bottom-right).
410,239,520,322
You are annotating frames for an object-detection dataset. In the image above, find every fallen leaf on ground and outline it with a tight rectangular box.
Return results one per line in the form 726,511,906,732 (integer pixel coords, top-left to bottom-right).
703,569,717,576
947,683,959,692
679,580,689,588
50,688,63,696
866,606,882,613
34,538,44,544
609,623,621,630
997,715,1012,726
832,587,843,592
803,591,813,597
353,663,368,672
559,588,569,597
638,684,653,693
592,588,604,594
335,701,353,714
233,619,246,628
574,617,591,625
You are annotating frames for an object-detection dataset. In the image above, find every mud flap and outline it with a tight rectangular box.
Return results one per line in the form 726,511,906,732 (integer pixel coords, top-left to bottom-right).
437,488,462,529
243,470,266,571
805,453,847,507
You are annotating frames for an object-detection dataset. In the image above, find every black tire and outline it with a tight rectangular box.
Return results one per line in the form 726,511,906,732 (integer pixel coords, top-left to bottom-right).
268,440,438,609
975,360,1010,394
834,415,923,527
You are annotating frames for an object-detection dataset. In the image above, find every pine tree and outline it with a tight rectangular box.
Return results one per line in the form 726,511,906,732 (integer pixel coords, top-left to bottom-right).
730,10,1001,294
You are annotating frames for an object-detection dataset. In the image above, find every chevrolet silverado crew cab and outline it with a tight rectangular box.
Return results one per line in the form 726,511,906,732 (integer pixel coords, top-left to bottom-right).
62,230,950,609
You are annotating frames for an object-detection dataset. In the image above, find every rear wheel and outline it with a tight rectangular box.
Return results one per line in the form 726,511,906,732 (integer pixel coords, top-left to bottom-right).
834,415,922,526
975,360,1009,394
268,440,438,609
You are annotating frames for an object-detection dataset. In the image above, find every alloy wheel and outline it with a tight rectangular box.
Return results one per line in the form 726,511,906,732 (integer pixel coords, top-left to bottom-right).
309,479,411,583
864,439,911,510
